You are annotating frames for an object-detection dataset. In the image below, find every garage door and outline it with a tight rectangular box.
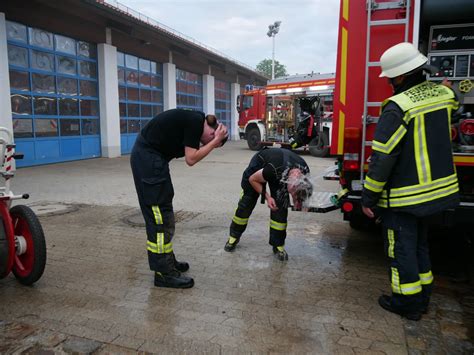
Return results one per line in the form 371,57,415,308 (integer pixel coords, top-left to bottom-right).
7,21,101,167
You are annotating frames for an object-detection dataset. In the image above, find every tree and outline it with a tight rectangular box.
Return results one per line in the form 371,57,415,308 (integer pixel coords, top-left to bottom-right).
256,59,288,79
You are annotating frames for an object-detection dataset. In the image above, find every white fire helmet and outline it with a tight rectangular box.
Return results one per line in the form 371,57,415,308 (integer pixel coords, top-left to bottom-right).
379,42,429,78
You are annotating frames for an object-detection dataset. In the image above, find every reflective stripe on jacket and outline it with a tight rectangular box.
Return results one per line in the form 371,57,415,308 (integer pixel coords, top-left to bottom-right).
362,81,460,213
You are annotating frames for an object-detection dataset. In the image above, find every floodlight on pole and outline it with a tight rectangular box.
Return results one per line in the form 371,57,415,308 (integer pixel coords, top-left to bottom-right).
266,21,281,80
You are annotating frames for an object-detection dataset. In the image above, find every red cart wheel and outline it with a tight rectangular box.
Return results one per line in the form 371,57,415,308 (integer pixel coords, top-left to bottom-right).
11,205,46,285
0,218,10,279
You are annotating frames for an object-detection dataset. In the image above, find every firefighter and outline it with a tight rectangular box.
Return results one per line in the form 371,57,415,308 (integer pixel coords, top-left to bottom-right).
224,148,313,260
130,109,228,289
361,42,460,320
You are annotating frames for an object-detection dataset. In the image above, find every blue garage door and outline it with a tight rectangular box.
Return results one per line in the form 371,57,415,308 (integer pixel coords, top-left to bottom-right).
176,69,203,111
215,79,232,137
117,52,163,154
6,21,101,167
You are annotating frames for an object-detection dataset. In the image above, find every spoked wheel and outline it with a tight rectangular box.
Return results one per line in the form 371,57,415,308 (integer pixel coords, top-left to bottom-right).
11,205,46,285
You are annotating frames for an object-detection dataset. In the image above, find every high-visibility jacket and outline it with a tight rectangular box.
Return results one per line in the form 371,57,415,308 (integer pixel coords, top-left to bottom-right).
362,80,460,216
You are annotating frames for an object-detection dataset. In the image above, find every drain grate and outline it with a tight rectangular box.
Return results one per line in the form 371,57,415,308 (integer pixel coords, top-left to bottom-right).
123,209,200,227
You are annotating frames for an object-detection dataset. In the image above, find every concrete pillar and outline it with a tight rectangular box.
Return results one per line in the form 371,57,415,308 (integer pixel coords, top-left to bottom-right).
230,82,241,141
97,43,120,157
203,74,215,114
0,13,13,135
163,62,176,110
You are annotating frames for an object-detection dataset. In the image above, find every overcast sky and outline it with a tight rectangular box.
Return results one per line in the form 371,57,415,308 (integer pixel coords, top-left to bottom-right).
118,0,341,76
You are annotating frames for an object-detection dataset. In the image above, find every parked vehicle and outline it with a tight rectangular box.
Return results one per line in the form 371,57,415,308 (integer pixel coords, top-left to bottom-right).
237,73,335,157
325,0,474,228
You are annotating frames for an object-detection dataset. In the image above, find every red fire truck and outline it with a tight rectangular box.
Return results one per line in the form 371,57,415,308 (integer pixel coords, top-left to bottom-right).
237,73,335,157
325,0,474,228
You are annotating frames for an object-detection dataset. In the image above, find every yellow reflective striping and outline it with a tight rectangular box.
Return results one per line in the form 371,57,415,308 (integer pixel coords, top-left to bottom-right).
232,215,248,225
364,176,385,193
147,240,158,253
337,110,345,155
408,100,457,118
270,219,287,231
378,182,459,208
156,232,164,254
419,271,434,285
391,267,422,295
387,229,395,258
381,174,457,198
420,115,432,183
228,236,238,244
152,205,163,225
400,281,422,295
163,242,173,254
340,28,348,105
371,125,407,154
391,267,401,294
342,0,349,21
414,115,426,183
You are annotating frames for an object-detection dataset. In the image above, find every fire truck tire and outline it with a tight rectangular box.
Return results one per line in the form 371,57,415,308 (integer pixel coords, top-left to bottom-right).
0,218,9,279
247,127,262,151
309,131,329,157
11,205,46,285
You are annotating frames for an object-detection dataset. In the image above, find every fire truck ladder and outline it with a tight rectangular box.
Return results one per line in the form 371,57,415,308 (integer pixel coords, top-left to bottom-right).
360,0,411,182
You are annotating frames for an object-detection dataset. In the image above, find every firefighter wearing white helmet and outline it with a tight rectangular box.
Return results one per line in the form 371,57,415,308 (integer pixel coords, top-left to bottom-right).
361,42,460,320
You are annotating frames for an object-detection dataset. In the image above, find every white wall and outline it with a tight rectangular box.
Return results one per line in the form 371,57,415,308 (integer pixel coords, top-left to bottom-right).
0,13,13,135
230,83,240,141
163,63,176,110
203,74,215,114
97,43,121,157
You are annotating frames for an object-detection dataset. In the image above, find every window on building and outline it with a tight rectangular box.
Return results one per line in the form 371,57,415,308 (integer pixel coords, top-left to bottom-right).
214,79,231,136
6,20,99,139
176,68,203,111
117,52,163,135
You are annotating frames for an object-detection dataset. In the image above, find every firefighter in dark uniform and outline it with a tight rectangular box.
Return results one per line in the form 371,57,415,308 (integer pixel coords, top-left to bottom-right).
361,42,460,320
131,109,228,289
224,148,313,260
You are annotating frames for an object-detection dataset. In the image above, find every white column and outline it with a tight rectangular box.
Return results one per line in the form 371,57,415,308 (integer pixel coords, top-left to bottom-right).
163,62,176,110
97,43,121,157
230,82,241,141
0,13,13,134
203,74,215,114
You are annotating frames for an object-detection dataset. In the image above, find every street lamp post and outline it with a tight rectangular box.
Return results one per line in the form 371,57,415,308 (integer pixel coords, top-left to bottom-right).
267,21,281,80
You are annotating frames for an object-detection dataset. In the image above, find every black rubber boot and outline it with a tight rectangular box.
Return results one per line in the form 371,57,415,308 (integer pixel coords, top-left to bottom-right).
224,237,240,252
378,295,422,321
154,270,194,289
272,246,289,261
172,253,189,272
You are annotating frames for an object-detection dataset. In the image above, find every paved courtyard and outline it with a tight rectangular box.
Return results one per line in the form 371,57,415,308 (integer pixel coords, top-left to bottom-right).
0,141,473,354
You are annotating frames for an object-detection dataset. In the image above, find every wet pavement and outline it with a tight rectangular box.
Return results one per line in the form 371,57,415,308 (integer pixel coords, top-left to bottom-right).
0,141,473,354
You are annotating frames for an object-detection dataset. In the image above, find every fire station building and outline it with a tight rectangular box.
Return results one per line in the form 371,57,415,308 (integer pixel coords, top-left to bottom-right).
0,0,266,167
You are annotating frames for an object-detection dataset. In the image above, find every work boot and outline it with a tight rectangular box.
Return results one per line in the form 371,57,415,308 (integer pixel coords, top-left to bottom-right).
272,246,289,261
378,295,422,321
172,252,189,272
224,237,240,252
154,270,194,289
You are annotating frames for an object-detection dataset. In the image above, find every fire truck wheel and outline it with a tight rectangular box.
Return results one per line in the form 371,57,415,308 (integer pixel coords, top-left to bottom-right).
247,127,262,151
11,205,46,285
308,131,329,157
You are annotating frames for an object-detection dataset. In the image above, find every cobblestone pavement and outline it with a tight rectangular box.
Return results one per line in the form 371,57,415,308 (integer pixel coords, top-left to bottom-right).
0,141,473,354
